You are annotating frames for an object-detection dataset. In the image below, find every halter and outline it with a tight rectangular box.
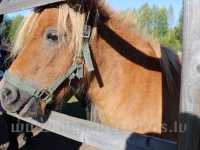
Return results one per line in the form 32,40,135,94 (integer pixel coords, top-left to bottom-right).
3,19,96,105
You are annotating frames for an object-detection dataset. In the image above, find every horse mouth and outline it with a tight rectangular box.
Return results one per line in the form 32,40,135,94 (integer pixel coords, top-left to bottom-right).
0,81,50,122
1,95,39,117
0,81,43,118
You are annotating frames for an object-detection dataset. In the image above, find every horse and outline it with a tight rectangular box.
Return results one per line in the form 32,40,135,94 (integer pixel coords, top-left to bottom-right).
0,0,181,146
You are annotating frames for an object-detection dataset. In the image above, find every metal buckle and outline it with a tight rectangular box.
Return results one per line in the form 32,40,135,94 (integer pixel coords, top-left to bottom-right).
83,25,91,39
38,89,52,102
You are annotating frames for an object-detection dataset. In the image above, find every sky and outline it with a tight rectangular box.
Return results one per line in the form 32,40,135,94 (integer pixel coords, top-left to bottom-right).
7,0,182,25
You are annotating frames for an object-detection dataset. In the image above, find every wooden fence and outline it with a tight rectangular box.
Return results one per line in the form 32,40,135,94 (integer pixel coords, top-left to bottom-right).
179,0,200,150
0,0,65,14
8,111,177,150
0,0,199,150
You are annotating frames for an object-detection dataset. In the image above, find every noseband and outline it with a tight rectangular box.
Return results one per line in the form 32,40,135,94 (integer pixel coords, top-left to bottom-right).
3,20,96,105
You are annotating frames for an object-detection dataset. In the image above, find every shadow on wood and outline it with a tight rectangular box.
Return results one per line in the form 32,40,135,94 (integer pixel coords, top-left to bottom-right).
179,113,200,150
126,133,177,150
20,101,87,150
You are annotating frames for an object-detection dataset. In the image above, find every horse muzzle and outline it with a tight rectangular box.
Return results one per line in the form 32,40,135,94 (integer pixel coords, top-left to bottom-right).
0,80,40,118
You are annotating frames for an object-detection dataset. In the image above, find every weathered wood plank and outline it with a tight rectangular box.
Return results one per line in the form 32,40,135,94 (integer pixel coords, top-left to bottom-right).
8,111,177,150
0,0,65,15
179,0,200,150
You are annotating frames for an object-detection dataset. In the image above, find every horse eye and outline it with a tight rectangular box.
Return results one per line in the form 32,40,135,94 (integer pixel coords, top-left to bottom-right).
46,29,58,43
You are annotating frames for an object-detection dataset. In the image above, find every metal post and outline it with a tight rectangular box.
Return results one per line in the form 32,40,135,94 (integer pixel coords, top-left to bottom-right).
179,0,200,150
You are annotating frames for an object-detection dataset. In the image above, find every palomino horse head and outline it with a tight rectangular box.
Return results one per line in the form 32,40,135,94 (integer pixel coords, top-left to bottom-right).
0,0,107,120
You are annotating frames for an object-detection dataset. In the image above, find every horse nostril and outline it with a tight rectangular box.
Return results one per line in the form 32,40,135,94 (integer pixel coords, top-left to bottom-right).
3,89,11,96
0,85,19,105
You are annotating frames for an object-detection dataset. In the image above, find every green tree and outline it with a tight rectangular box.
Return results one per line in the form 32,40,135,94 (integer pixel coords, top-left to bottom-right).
134,4,182,52
0,17,12,42
0,15,24,43
136,4,169,38
137,4,154,34
160,29,181,53
8,15,24,43
175,7,183,43
154,7,168,37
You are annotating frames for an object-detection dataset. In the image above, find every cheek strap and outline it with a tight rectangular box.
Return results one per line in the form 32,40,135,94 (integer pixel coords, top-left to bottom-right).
3,42,94,105
4,63,82,104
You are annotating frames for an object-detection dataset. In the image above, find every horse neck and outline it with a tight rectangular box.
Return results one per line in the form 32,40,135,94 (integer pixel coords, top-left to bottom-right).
87,15,161,100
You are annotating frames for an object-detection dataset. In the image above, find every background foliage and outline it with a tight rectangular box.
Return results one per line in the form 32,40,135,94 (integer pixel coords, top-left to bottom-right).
0,15,23,43
121,4,183,53
0,3,183,53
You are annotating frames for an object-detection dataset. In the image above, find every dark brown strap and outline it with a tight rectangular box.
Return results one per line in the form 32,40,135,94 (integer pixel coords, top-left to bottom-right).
0,15,3,23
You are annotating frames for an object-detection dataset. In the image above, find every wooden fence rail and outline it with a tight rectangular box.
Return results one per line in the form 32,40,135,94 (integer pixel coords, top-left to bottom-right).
8,111,177,150
0,0,65,15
